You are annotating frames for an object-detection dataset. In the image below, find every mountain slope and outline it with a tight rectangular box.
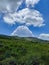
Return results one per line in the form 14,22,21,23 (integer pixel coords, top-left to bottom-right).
0,35,49,65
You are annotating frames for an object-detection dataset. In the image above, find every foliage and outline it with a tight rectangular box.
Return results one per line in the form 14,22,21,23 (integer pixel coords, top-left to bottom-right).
0,35,49,65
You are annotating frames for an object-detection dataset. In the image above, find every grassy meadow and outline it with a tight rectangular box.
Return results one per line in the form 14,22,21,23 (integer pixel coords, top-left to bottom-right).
0,35,49,65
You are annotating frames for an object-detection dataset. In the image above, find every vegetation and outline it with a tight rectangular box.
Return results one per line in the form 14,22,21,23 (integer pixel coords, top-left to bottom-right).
0,35,49,65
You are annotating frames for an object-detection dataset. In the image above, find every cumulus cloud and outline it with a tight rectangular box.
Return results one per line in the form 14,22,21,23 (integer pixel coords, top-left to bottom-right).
38,33,49,40
0,0,40,13
0,0,46,38
3,8,45,27
25,0,40,7
0,0,23,13
11,25,34,37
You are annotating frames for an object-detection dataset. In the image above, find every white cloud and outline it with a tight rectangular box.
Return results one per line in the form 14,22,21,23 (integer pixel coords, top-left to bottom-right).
3,13,16,24
0,0,40,13
25,0,40,7
3,8,45,27
0,0,23,13
11,25,34,37
38,33,49,40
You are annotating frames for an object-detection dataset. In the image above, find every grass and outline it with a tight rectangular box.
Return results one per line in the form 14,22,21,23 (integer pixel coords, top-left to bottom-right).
0,35,49,65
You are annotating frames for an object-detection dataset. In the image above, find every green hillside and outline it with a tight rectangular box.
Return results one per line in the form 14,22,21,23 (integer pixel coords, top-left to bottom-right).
0,35,49,65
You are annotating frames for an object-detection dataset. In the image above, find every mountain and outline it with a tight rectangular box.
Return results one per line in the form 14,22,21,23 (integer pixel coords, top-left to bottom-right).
0,35,49,65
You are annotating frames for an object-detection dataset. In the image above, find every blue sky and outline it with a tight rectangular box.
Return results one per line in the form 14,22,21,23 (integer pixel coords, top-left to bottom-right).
0,0,49,40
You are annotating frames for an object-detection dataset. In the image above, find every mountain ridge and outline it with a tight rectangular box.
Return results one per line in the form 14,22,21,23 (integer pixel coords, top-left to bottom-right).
0,34,48,42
